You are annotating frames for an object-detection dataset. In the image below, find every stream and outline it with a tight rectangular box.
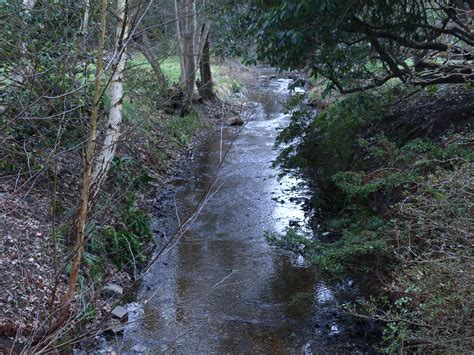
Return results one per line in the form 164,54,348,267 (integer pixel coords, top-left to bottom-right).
118,69,376,354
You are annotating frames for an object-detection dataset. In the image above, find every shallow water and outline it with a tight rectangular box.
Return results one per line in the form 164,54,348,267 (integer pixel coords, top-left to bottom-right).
120,70,375,354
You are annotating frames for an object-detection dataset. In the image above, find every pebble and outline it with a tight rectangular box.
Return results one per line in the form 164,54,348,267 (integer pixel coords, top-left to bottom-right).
111,305,128,321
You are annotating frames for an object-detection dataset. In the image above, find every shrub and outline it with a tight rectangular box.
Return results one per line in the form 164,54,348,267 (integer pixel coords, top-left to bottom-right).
275,92,388,206
271,86,473,352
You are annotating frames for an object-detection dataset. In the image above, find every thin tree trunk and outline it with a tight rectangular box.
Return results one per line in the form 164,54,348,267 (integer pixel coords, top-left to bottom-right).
135,32,167,89
196,22,210,72
54,0,108,327
174,0,186,86
89,0,130,201
192,0,199,67
180,0,196,116
199,24,214,101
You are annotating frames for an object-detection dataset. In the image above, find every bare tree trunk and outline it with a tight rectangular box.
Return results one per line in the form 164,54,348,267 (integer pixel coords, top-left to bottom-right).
174,0,186,86
54,0,108,327
81,0,91,34
180,0,196,116
199,24,214,101
196,22,210,71
135,32,167,89
89,0,130,201
192,0,199,66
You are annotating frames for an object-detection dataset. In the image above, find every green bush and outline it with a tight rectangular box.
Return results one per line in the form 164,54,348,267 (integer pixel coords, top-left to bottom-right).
358,163,473,353
87,195,152,274
275,92,388,206
166,111,203,146
271,84,473,352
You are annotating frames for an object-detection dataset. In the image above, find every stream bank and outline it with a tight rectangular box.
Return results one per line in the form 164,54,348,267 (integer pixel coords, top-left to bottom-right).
0,61,246,353
99,68,379,354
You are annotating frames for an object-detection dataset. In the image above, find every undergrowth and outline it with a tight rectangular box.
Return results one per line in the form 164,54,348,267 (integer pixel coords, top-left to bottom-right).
86,194,153,281
269,88,474,353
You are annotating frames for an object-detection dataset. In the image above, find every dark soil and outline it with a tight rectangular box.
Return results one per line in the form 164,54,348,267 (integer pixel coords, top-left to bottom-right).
370,85,473,142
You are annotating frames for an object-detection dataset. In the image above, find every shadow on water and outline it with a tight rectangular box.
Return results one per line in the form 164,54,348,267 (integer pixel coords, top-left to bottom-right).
119,68,378,354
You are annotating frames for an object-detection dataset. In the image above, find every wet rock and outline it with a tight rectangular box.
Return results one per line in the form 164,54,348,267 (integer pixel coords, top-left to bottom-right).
226,116,245,126
111,305,128,321
302,342,312,355
101,283,123,298
329,324,341,336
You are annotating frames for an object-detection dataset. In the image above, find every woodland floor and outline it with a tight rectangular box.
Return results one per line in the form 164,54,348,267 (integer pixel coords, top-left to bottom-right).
0,86,249,352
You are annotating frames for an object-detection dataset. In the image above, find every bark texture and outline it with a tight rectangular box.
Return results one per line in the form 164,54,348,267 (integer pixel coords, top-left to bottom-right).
81,0,90,34
179,0,197,116
89,0,130,201
135,32,167,90
54,0,108,328
198,23,214,101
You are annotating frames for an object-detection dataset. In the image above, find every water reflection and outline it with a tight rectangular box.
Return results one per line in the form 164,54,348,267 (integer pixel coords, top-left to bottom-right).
122,69,337,353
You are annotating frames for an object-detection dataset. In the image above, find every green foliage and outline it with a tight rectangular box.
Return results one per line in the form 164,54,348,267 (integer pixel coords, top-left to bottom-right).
265,229,312,255
210,1,259,59
0,1,100,175
425,84,440,94
86,195,153,273
159,56,182,83
272,83,473,352
102,195,152,270
166,111,203,146
109,155,151,190
267,214,391,281
212,66,245,98
124,66,167,112
355,164,473,353
248,0,472,92
274,128,473,278
275,92,388,205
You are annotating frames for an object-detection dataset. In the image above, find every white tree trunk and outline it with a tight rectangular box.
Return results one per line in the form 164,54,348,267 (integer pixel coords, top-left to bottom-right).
82,0,91,34
90,0,130,200
22,0,36,10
